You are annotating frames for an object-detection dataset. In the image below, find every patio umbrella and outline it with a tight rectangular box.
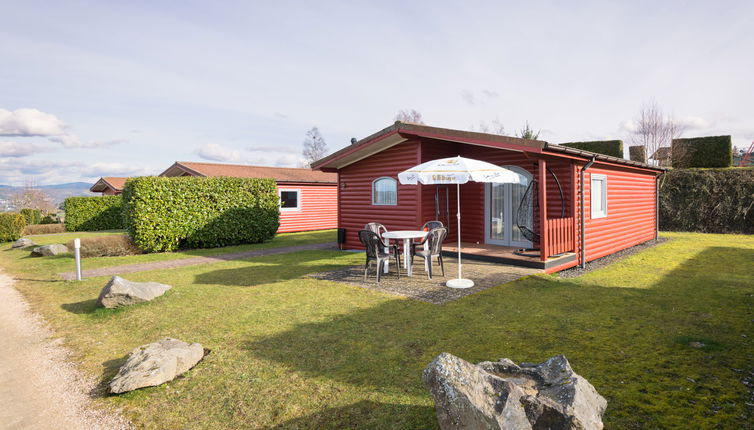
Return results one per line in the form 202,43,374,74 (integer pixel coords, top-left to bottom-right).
398,156,527,288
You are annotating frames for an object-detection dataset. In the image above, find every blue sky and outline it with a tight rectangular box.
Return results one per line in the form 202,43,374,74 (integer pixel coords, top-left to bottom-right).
2,0,753,185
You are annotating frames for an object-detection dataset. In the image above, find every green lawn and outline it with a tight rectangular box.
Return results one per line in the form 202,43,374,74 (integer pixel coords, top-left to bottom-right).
1,231,752,429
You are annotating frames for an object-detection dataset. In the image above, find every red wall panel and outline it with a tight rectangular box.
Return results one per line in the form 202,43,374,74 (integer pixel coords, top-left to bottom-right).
277,184,338,233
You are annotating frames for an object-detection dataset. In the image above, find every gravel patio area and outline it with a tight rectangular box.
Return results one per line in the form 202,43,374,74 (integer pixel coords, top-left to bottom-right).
309,257,541,304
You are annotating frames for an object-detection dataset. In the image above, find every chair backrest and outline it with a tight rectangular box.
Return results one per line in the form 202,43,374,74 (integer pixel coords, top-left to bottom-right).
421,220,444,231
426,227,448,256
358,230,382,259
364,222,387,236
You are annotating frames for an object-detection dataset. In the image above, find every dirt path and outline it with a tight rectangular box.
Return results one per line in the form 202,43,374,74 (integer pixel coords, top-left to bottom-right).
59,241,338,280
0,270,130,429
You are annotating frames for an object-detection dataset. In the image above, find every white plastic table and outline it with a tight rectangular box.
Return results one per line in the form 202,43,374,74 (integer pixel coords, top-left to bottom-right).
382,230,428,277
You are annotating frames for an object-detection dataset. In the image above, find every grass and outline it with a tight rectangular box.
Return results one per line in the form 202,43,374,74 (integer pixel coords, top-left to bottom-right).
0,231,752,429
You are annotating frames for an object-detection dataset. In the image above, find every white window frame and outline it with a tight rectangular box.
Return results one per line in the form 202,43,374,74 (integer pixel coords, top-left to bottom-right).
590,173,608,219
279,188,301,212
372,177,398,206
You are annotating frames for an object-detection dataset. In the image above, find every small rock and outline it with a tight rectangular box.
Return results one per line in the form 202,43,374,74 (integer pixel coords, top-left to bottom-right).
30,244,69,256
12,238,35,248
423,353,607,430
109,338,204,394
689,341,705,349
96,276,171,309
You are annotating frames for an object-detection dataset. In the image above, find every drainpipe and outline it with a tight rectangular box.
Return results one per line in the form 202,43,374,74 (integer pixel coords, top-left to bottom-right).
579,156,596,268
655,171,665,242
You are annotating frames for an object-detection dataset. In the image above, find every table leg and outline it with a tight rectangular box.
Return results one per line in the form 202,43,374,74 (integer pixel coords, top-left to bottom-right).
383,241,390,273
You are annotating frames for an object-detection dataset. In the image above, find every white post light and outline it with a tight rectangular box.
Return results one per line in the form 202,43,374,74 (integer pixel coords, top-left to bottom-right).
73,238,82,281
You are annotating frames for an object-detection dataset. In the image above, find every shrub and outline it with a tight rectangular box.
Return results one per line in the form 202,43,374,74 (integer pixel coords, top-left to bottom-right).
24,224,66,235
660,167,754,234
0,213,27,242
40,214,59,224
65,235,141,258
560,140,624,158
20,208,42,224
122,176,280,252
672,135,732,168
64,196,124,231
629,145,646,163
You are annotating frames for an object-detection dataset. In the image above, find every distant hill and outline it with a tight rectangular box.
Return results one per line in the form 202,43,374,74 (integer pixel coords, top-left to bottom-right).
0,182,95,210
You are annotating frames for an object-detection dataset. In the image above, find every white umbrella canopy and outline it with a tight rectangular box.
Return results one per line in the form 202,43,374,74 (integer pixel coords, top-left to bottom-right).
398,156,528,289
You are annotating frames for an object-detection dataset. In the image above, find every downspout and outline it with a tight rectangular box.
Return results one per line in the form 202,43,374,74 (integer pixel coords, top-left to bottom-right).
579,156,596,268
655,171,665,242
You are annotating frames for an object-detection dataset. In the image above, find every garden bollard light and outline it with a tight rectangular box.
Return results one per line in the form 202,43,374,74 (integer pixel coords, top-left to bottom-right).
74,238,82,281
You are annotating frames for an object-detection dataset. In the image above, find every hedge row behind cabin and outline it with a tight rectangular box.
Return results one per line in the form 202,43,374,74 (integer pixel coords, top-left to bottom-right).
64,195,124,232
559,140,624,158
122,176,280,252
0,213,27,242
671,135,732,168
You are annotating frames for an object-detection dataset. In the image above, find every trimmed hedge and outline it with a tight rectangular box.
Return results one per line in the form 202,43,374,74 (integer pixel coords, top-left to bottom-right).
660,167,754,234
122,176,280,252
629,145,646,163
560,140,624,158
64,196,124,231
0,213,27,242
20,208,42,225
671,135,732,168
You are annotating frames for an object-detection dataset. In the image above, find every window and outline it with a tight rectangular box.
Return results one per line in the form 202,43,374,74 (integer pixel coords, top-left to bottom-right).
279,189,300,211
372,177,397,205
590,174,607,219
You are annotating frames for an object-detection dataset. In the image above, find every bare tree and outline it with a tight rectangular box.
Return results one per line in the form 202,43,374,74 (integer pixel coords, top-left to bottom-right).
394,109,424,124
470,119,506,135
301,127,329,167
629,101,684,166
11,181,55,213
516,121,540,140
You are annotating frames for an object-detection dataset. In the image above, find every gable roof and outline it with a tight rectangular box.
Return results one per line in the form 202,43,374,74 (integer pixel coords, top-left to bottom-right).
159,161,337,184
90,177,128,193
312,121,664,172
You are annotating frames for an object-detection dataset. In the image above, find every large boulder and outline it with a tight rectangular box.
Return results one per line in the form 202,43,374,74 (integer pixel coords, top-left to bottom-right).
12,238,35,248
423,353,607,430
109,338,204,394
96,276,171,309
30,244,69,256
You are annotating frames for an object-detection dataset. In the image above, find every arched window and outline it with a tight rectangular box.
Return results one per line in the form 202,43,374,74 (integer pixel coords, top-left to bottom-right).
372,177,397,205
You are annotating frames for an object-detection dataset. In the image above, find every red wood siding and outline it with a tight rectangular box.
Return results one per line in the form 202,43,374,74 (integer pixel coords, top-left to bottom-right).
339,140,422,249
277,184,338,233
579,165,657,262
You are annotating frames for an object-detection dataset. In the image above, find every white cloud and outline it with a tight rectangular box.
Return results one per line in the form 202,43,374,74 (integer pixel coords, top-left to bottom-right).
48,134,126,148
676,116,711,130
0,108,68,136
195,143,243,162
82,162,154,178
0,141,54,157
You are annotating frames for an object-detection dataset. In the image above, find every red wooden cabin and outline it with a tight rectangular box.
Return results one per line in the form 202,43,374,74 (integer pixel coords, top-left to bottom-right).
159,161,338,233
313,122,664,273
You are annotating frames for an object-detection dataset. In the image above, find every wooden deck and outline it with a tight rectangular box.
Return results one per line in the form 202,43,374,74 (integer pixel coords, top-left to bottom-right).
443,242,577,270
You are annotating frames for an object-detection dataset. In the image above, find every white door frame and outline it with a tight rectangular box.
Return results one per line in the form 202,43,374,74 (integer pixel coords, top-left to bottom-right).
483,165,533,248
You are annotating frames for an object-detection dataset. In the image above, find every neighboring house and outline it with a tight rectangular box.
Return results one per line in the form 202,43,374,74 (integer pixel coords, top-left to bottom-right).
159,161,338,233
90,177,128,195
649,147,671,167
313,122,664,273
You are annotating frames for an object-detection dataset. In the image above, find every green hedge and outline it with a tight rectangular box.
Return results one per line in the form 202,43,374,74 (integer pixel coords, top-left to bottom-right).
629,145,646,163
560,140,624,158
671,135,732,168
660,168,753,234
122,176,280,252
20,208,42,224
64,196,124,231
0,213,27,242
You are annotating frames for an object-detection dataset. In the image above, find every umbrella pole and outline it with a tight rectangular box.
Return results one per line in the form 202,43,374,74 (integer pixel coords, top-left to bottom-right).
446,183,474,289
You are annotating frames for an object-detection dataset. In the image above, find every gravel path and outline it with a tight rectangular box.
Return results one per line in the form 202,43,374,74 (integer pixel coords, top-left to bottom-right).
0,270,130,430
60,242,338,280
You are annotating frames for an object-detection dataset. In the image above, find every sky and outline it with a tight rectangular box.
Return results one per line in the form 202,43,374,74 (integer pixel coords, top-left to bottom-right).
1,0,753,185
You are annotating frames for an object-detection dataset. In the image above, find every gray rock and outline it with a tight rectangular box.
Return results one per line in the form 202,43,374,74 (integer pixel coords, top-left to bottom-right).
423,353,607,430
30,244,69,256
96,276,171,309
109,338,204,394
12,238,35,248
